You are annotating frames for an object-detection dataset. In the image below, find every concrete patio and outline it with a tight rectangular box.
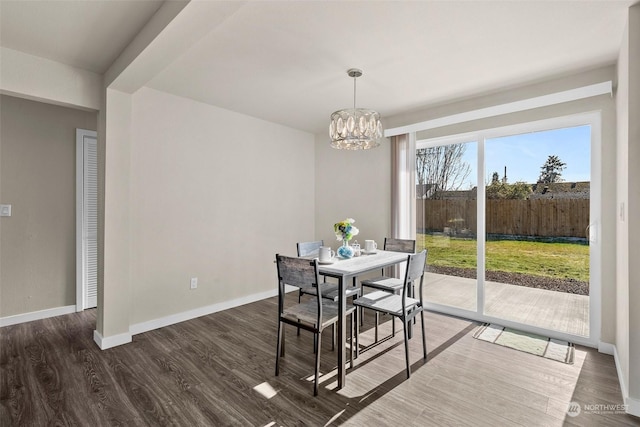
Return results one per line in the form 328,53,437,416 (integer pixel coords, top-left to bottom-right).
423,272,589,337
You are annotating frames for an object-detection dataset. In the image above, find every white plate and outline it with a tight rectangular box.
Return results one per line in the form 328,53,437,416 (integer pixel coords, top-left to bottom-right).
317,259,336,265
361,250,378,255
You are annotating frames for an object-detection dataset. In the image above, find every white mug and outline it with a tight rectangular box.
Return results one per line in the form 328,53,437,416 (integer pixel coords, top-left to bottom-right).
364,240,377,252
318,246,335,262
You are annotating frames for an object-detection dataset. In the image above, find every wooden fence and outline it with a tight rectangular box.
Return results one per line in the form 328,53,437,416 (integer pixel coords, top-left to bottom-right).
416,199,590,238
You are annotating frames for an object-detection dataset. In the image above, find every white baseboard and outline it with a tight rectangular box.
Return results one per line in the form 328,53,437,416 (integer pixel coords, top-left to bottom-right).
0,305,76,327
130,285,296,336
598,341,615,355
613,345,629,400
627,396,640,418
1,287,293,350
93,329,132,350
610,344,640,417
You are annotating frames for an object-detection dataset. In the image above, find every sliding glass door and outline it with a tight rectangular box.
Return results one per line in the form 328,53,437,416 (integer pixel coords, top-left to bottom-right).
414,114,599,343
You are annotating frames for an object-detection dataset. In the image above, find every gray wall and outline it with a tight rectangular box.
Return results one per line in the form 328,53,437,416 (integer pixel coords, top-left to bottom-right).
314,134,391,254
96,86,316,337
0,95,97,317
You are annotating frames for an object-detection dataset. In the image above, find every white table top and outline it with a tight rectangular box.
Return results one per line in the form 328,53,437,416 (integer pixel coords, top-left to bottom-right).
317,250,409,277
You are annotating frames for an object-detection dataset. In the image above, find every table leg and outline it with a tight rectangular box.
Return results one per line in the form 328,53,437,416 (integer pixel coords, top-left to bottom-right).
353,277,360,359
337,275,346,389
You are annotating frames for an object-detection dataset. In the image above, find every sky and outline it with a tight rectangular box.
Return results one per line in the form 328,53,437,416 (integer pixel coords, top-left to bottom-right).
458,125,591,188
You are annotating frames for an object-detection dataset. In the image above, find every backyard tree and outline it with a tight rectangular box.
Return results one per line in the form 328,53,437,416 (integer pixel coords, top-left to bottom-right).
491,171,500,184
538,155,566,183
416,144,471,199
486,181,532,199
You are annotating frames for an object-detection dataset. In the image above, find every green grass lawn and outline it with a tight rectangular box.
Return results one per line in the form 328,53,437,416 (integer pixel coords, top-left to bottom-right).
417,234,589,282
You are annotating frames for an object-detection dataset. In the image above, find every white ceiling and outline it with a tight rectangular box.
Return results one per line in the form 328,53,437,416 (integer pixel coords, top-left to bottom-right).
0,0,164,74
0,1,634,134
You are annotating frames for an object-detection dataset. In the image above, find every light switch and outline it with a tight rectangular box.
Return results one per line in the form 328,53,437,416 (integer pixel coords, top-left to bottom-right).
0,204,11,217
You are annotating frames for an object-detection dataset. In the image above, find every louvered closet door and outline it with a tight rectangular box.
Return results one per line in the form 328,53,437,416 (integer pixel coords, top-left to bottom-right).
83,136,98,308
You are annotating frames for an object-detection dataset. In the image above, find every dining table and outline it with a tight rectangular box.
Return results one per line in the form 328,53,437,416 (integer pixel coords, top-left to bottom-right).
317,249,409,389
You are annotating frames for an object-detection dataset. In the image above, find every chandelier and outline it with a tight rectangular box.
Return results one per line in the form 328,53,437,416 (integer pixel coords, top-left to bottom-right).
329,68,383,150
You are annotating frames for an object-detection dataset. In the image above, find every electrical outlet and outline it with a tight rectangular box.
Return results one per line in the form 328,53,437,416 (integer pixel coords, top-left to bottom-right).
190,277,198,289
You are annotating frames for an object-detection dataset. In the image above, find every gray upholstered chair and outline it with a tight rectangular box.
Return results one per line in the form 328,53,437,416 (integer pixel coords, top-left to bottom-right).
353,250,428,378
275,254,355,396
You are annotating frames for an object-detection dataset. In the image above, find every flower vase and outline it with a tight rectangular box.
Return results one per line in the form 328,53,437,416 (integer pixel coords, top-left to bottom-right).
337,239,354,259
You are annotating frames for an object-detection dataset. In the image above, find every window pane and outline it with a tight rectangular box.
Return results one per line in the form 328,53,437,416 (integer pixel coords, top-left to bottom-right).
417,141,477,311
484,126,590,337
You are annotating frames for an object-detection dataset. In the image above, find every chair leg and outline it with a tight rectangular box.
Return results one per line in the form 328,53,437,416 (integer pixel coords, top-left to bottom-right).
314,331,321,396
356,278,364,327
275,321,283,375
349,313,354,369
354,308,359,358
421,310,427,360
403,318,411,379
281,324,286,357
391,316,396,337
374,312,379,342
297,291,302,336
332,324,336,351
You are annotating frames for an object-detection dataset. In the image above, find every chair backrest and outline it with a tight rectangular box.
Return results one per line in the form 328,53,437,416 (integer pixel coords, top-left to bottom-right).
382,238,416,276
405,249,427,283
384,238,416,253
275,254,322,321
402,250,428,306
297,240,324,257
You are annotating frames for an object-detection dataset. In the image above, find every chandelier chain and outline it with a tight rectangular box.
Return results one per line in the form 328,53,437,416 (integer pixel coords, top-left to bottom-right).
353,75,357,110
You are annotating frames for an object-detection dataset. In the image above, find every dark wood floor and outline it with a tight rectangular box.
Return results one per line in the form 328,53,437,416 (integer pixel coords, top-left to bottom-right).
1,295,638,426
